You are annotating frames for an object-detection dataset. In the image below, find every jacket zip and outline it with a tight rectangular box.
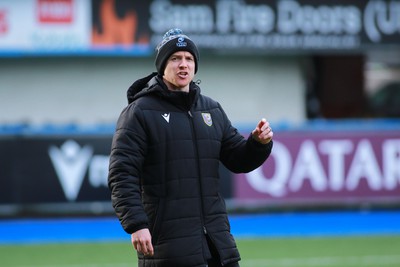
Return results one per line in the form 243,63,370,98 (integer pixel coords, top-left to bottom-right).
187,110,209,262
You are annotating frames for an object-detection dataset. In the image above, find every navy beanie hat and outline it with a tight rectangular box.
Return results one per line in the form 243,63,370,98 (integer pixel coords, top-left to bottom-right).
155,28,199,75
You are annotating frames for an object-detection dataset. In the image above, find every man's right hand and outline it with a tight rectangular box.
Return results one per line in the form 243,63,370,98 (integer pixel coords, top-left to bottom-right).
131,228,154,256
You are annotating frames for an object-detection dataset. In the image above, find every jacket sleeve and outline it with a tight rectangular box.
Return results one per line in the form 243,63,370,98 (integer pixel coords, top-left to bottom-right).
108,104,149,234
218,104,273,173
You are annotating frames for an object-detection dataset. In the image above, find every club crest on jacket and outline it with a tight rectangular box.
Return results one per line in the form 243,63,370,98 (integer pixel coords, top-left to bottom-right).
201,112,212,126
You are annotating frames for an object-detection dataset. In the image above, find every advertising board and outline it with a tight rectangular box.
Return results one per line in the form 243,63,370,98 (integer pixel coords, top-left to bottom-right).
0,137,111,208
0,0,91,54
0,129,399,216
235,131,400,206
0,0,399,56
148,0,400,52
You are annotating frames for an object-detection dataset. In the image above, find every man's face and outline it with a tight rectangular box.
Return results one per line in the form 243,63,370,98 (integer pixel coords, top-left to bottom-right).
163,51,195,92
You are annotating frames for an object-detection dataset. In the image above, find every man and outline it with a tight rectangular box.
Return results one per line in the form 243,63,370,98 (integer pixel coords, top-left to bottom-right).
108,28,273,267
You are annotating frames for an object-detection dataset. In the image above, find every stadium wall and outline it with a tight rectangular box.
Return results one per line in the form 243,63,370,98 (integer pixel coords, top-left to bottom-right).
0,55,305,126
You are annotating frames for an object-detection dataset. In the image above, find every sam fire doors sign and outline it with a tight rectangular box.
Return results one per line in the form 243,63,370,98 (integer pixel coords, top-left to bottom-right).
0,0,399,55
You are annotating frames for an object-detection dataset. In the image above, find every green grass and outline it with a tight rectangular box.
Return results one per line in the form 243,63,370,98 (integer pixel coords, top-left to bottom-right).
1,236,399,267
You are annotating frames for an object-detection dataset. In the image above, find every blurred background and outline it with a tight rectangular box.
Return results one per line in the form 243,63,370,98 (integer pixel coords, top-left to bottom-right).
1,0,400,230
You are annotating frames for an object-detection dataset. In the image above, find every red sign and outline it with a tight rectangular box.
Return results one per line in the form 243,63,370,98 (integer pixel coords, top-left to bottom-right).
235,131,400,205
0,9,7,34
37,0,73,23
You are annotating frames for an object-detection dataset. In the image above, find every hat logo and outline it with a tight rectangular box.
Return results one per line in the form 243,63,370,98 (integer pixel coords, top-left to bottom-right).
176,37,187,47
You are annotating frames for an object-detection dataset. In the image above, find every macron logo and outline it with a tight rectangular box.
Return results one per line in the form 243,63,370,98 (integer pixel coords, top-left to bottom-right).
48,140,93,201
162,113,170,123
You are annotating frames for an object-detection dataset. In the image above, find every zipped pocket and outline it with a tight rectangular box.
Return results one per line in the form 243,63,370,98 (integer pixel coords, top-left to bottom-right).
147,197,164,245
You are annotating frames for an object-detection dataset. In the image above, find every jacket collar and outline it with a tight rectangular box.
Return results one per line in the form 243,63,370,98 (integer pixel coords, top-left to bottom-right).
127,73,200,111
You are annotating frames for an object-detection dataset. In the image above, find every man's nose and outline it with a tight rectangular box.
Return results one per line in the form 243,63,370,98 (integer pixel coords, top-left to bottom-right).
179,59,188,67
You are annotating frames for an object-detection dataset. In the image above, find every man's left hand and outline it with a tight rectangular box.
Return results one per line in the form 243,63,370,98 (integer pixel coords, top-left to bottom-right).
251,118,273,145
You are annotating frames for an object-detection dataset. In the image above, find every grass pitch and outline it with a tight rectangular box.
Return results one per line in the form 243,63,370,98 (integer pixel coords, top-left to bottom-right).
1,236,399,267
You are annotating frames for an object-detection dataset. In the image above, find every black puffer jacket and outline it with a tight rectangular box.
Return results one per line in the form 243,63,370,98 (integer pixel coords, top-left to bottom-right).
108,73,273,267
